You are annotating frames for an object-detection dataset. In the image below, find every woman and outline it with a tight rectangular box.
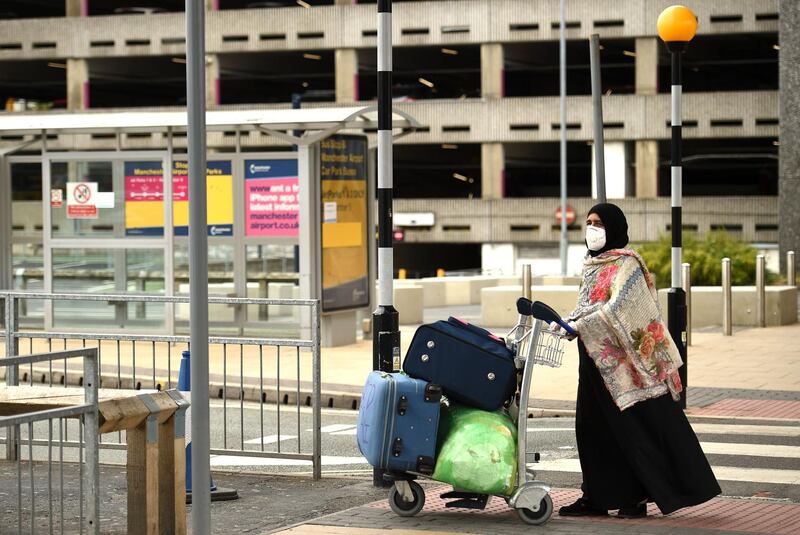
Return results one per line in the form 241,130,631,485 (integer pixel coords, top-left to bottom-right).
557,203,720,519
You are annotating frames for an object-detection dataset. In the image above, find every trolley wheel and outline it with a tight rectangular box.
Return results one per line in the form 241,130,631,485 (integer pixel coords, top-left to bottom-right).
388,481,425,517
516,494,553,525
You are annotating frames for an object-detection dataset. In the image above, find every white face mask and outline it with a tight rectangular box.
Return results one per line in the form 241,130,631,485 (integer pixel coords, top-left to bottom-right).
586,226,606,251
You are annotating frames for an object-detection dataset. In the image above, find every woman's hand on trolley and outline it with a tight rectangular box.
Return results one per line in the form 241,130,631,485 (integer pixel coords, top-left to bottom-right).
549,320,578,341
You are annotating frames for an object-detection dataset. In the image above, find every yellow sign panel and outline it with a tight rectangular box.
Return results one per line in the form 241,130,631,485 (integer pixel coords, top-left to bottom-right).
124,160,233,236
323,222,363,249
319,135,370,312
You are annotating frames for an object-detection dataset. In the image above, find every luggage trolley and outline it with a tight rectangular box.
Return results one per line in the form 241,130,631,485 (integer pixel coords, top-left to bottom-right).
386,297,574,525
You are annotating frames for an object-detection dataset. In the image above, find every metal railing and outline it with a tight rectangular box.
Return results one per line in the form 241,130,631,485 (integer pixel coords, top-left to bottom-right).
1,291,322,479
1,347,99,535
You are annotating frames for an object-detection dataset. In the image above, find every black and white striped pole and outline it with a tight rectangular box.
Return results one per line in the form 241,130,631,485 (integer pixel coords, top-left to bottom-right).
373,0,399,487
658,5,696,409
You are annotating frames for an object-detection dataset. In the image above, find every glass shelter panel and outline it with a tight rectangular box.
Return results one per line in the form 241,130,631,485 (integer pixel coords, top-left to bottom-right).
50,247,166,329
50,160,117,238
174,244,235,332
10,162,44,294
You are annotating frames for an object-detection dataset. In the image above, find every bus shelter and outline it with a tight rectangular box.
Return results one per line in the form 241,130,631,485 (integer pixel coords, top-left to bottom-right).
0,106,419,345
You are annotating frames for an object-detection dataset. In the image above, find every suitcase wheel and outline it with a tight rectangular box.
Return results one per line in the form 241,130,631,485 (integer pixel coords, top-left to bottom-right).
389,480,425,517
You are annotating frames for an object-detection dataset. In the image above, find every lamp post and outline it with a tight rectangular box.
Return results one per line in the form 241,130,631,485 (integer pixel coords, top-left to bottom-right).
657,5,697,409
558,0,568,275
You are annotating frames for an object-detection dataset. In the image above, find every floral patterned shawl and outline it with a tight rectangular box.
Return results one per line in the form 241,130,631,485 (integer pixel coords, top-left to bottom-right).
568,249,683,411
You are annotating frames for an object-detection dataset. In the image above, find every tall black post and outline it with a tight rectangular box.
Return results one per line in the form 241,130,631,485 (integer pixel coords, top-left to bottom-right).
667,44,688,409
373,0,399,487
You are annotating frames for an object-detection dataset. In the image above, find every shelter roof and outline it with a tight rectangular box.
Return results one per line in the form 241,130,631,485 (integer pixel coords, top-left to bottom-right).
0,106,419,135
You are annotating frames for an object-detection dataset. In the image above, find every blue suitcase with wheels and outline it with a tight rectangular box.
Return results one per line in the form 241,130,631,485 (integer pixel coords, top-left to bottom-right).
403,317,517,411
357,371,442,475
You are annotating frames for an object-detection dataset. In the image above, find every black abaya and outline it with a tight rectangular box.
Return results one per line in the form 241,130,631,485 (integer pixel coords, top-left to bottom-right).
575,340,721,514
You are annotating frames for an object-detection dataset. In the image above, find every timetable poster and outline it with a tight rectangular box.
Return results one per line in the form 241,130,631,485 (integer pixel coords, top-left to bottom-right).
124,161,233,237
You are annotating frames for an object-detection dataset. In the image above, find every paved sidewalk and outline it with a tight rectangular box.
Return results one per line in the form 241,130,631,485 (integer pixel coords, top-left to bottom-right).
9,309,800,414
317,320,800,413
270,485,800,535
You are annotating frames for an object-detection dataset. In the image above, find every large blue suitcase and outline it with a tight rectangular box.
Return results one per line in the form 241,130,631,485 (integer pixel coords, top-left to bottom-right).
403,317,517,411
357,371,442,475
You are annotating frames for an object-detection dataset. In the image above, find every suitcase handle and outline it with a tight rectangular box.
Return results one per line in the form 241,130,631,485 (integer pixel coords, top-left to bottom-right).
447,317,506,346
424,384,443,403
398,395,408,416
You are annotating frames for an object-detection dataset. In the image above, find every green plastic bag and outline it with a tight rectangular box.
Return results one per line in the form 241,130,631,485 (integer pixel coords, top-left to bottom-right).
432,402,518,496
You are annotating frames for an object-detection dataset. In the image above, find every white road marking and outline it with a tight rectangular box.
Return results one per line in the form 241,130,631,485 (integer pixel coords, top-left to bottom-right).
243,434,297,445
531,458,800,485
525,424,800,438
699,441,800,459
691,423,800,437
210,455,367,467
331,429,358,436
317,424,357,435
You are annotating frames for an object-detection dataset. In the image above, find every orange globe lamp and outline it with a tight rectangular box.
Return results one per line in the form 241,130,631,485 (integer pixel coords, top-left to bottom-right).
657,5,698,44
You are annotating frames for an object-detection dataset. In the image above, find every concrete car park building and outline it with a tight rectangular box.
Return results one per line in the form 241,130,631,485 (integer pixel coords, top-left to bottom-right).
0,0,788,289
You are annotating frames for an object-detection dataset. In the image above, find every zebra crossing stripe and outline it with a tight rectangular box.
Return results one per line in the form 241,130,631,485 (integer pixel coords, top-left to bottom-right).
532,458,800,485
525,423,800,437
699,442,800,459
691,423,800,437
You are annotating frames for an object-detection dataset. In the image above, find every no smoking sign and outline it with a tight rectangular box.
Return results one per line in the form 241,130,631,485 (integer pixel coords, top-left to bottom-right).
73,183,92,204
66,182,98,219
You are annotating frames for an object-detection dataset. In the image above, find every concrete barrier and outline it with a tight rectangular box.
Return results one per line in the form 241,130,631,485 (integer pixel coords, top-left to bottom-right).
391,275,590,313
538,275,583,286
265,282,299,320
658,286,797,327
177,282,239,322
413,278,449,307
480,285,580,327
177,282,297,322
414,275,530,306
394,285,424,325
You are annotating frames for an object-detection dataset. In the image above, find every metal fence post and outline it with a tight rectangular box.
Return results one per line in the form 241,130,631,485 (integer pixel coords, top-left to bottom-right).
311,301,322,480
83,348,100,534
722,258,732,336
4,293,19,461
682,263,691,346
788,251,796,287
186,0,212,529
522,264,532,300
756,254,766,327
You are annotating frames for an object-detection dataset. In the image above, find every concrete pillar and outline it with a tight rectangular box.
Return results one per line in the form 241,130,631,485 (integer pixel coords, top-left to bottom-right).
481,143,504,199
206,54,220,108
592,142,629,199
481,43,504,99
635,37,658,96
67,58,89,110
779,0,800,270
482,244,515,276
335,49,359,103
66,0,86,17
635,140,658,198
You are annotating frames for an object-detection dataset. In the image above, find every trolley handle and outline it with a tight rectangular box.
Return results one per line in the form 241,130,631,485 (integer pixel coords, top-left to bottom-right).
516,297,577,337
